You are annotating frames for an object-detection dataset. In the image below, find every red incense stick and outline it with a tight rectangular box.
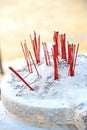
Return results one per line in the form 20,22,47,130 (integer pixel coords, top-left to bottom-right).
20,42,30,71
29,50,39,76
74,43,79,70
53,31,59,56
53,44,58,80
21,42,32,73
42,42,50,65
30,31,40,64
69,60,74,76
60,34,66,60
67,43,72,64
37,35,40,63
9,66,34,91
24,42,32,73
68,44,74,76
30,34,37,63
68,43,78,76
42,42,48,65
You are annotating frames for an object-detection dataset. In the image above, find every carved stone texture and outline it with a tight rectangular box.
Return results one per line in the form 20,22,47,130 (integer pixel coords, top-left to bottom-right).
75,101,87,130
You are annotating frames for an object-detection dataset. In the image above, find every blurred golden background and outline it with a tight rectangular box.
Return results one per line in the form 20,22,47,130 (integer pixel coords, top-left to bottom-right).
0,0,87,77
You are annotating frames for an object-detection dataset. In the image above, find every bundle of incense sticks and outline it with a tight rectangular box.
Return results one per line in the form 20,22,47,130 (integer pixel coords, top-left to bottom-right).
9,31,79,91
20,41,39,76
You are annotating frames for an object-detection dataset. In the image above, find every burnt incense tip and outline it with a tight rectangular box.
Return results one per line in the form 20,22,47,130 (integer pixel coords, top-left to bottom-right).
8,66,12,70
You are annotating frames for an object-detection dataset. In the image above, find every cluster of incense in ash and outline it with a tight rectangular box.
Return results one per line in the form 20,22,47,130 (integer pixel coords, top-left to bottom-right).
9,31,79,91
